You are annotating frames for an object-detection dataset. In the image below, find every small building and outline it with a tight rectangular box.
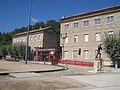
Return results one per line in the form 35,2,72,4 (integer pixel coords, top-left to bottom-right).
60,6,120,65
12,26,58,50
12,26,58,61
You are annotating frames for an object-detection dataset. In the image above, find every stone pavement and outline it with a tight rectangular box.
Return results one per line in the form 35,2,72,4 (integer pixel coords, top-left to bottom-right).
1,60,120,90
0,60,119,75
66,74,120,90
0,61,66,75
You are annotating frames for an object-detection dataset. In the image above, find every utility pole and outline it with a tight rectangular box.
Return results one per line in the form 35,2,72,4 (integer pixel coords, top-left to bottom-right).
25,0,32,64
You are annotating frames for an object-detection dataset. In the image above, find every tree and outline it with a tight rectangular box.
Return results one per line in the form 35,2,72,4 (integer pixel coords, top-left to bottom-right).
12,28,21,35
46,20,60,30
7,44,14,58
0,45,8,59
103,32,120,68
11,43,25,61
20,27,27,33
32,22,45,30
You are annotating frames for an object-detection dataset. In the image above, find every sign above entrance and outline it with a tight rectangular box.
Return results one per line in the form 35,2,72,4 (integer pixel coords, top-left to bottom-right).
38,48,56,51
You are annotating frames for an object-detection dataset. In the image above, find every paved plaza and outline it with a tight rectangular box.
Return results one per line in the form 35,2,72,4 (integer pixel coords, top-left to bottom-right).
0,60,120,90
0,60,65,74
67,74,120,90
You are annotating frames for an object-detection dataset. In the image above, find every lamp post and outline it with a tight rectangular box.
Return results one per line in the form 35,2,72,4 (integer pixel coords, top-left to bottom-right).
60,33,67,60
25,0,32,64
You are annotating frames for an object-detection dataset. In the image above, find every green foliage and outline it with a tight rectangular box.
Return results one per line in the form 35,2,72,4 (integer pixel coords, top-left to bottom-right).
32,22,45,30
0,19,60,48
0,32,12,46
12,43,26,60
0,45,8,58
103,32,120,61
46,20,60,30
0,43,25,60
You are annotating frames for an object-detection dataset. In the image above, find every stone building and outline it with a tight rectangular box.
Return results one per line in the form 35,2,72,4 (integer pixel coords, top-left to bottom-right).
60,6,120,62
12,26,57,50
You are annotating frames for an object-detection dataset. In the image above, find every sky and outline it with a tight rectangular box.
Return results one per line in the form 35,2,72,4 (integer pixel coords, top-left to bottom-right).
0,0,120,33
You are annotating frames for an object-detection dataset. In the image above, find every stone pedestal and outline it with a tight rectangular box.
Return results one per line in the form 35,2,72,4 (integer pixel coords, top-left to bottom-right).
94,58,104,73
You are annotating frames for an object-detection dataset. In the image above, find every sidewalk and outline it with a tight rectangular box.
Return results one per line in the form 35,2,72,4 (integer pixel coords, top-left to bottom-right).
58,63,120,75
66,73,120,90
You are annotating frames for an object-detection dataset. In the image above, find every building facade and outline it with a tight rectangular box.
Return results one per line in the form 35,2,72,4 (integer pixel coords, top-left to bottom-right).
12,26,57,50
60,6,120,62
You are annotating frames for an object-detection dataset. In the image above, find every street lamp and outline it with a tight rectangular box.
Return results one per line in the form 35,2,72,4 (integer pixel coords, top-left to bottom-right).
25,0,32,64
60,33,67,60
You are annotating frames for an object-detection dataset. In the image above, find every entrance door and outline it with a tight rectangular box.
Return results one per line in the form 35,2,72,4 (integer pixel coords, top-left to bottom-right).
64,51,68,60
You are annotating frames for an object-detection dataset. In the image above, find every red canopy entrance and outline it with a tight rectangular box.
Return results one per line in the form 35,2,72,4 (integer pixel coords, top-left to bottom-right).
34,47,61,65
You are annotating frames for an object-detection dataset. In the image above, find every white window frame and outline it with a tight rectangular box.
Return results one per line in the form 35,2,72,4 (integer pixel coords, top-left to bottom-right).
23,39,25,42
84,50,89,59
65,36,69,43
64,24,69,29
34,36,37,41
39,35,42,40
95,18,100,25
19,39,21,42
30,37,33,41
108,31,114,37
107,16,114,24
84,34,89,42
73,22,79,29
73,50,78,59
74,35,78,43
13,40,16,43
84,20,89,27
95,33,101,41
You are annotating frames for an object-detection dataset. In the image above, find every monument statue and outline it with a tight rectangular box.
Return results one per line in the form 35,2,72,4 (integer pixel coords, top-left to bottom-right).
94,44,103,72
96,44,102,58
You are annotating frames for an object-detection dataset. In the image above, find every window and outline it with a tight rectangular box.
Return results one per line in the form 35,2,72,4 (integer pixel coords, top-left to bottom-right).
95,33,101,41
20,39,22,42
84,50,89,59
65,24,69,29
107,16,114,24
74,35,78,42
34,36,37,40
65,36,68,43
95,18,100,25
84,34,89,42
23,39,25,42
84,20,89,27
30,37,33,41
38,44,41,47
108,31,114,37
73,50,78,59
64,51,68,60
13,40,16,43
39,35,42,40
73,22,79,28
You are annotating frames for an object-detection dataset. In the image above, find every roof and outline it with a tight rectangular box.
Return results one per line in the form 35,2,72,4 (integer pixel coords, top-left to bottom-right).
60,5,120,23
13,26,53,37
